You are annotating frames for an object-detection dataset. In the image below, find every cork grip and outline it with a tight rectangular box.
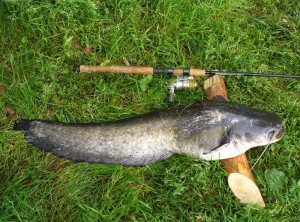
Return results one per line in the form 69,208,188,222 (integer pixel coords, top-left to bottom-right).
189,68,206,77
79,65,154,75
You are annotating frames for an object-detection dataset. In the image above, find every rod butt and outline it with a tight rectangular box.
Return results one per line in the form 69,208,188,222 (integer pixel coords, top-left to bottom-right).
73,65,81,72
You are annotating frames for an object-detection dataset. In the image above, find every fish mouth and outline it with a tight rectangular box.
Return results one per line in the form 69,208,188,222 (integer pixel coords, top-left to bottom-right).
275,127,285,140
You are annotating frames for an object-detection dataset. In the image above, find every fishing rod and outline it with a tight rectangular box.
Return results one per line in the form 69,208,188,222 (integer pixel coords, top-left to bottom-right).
73,65,300,78
73,65,300,102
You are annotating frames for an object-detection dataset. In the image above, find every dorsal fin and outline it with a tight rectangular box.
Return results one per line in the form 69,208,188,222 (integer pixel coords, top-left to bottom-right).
214,95,227,102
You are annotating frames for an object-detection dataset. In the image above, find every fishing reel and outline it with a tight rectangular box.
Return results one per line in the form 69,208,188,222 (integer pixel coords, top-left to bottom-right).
168,76,198,102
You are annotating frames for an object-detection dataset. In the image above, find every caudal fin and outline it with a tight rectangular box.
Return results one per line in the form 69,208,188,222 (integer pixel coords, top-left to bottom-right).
13,119,32,131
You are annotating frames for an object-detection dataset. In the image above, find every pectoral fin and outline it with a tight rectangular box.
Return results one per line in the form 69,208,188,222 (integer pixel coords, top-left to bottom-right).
178,125,231,159
202,134,230,155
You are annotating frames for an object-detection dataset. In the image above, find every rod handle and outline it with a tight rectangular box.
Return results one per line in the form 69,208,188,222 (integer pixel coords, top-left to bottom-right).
73,65,206,77
74,65,153,75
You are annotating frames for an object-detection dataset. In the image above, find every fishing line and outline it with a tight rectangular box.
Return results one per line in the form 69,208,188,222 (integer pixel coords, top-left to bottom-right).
250,131,275,171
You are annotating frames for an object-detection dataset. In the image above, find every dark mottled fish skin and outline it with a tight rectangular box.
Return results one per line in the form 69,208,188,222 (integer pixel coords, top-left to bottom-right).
14,101,284,166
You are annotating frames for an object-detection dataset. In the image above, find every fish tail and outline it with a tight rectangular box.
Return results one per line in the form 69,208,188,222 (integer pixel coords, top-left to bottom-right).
13,119,32,131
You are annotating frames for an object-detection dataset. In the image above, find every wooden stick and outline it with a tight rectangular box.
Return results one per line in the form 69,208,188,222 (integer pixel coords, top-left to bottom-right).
203,75,265,207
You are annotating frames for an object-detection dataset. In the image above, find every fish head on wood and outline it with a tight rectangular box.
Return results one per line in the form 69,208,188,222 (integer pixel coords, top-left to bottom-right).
199,102,284,160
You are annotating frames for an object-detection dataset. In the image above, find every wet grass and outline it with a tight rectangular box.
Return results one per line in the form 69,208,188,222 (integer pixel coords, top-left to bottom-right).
0,0,300,221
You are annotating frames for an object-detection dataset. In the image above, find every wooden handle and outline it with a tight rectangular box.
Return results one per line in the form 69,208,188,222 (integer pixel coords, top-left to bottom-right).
203,75,265,207
74,65,206,77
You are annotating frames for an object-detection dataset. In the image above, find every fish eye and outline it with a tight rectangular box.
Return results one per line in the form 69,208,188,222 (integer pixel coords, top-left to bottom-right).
265,129,269,133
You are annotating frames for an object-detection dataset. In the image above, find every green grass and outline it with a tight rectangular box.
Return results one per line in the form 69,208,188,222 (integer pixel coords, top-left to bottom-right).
1,0,300,221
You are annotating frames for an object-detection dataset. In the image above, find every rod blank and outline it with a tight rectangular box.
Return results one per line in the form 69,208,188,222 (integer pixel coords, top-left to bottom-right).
206,70,300,78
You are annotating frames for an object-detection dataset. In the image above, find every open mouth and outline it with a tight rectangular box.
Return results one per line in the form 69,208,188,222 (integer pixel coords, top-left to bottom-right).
275,127,285,140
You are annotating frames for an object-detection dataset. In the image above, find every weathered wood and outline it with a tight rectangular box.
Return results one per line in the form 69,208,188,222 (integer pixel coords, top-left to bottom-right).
203,75,265,207
203,76,228,100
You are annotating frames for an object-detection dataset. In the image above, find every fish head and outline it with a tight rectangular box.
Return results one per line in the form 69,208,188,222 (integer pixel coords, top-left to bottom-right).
229,112,284,148
200,110,284,160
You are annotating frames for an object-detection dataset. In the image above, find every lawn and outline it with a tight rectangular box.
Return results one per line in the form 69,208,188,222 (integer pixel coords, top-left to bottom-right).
0,0,300,221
